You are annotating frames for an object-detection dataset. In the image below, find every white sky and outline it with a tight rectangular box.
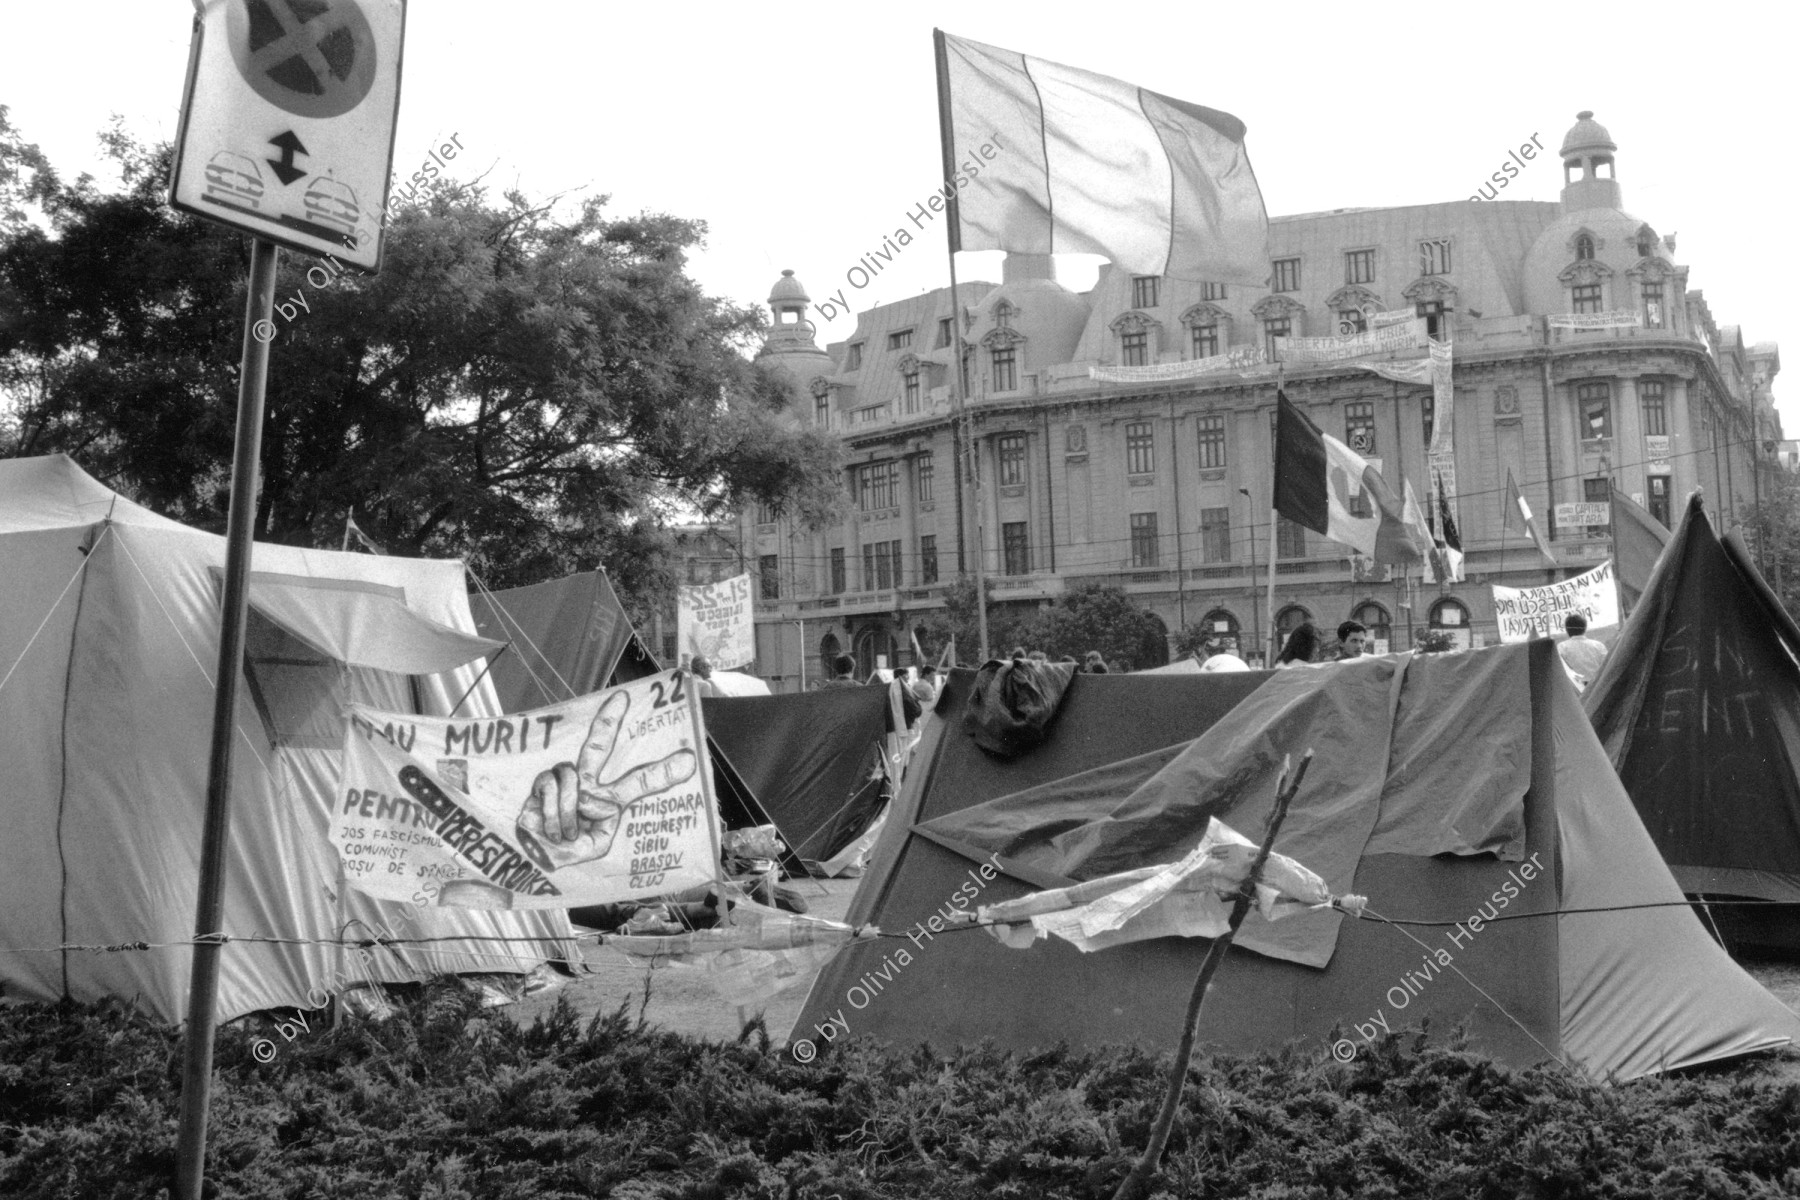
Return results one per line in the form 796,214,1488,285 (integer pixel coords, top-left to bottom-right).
7,1,1798,427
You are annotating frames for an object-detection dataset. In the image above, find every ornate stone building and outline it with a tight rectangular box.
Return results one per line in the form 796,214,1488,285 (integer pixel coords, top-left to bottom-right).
743,113,1782,687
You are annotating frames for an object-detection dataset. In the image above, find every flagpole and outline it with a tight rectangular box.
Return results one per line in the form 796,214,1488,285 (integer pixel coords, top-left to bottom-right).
933,28,990,662
341,509,353,553
1266,505,1280,663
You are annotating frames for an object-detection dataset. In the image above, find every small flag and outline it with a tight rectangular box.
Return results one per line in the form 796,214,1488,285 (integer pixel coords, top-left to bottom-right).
344,511,386,556
935,31,1269,283
1273,391,1425,564
1611,487,1672,609
1429,471,1464,584
1505,469,1559,568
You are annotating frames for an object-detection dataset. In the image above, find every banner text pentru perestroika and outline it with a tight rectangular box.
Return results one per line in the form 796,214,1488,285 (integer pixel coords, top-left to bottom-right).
336,669,719,909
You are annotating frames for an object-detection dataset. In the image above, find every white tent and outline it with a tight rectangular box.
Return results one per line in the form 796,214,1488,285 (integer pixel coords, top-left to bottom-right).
0,456,577,1022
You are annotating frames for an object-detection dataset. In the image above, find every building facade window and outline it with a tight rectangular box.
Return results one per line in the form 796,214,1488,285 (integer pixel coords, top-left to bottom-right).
1647,475,1671,527
1642,282,1665,328
1338,308,1367,334
857,461,899,510
1420,239,1452,275
1640,381,1667,436
1276,517,1308,559
862,539,902,591
1272,258,1301,293
1191,323,1219,358
1345,249,1375,285
916,452,934,503
1264,317,1291,359
997,433,1027,485
1575,234,1595,261
845,343,864,371
887,328,913,350
1121,330,1149,366
815,393,830,428
1200,506,1231,562
1197,414,1227,468
1352,601,1391,649
1572,283,1603,313
1130,512,1159,568
755,503,777,525
1201,282,1227,301
936,317,953,348
1422,395,1435,446
1345,401,1376,455
1577,382,1612,439
1428,598,1470,648
1125,421,1156,475
1002,521,1030,575
759,555,779,600
1276,604,1312,638
1416,299,1446,340
991,346,1017,392
903,371,920,413
1132,276,1160,308
830,547,846,594
919,534,938,584
1583,477,1612,537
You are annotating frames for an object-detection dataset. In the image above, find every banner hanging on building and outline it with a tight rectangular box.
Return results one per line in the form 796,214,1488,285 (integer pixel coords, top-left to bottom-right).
677,572,754,669
1549,310,1643,329
1274,318,1427,363
335,670,720,909
1089,345,1264,383
1491,560,1620,642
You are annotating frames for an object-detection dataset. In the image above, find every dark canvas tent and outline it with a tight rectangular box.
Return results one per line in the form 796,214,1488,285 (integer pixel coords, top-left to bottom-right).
703,687,892,874
470,569,658,712
798,641,1800,1079
1585,494,1800,950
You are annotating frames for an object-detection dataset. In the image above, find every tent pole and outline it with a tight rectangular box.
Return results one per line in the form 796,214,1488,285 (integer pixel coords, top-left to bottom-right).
175,236,280,1200
1113,751,1312,1200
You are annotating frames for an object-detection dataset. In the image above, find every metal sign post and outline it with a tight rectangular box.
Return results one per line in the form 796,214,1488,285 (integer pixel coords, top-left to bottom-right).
172,235,279,1200
164,5,405,1195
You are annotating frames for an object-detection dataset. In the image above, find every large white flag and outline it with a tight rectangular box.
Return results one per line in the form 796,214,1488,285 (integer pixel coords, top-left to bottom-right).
936,31,1268,283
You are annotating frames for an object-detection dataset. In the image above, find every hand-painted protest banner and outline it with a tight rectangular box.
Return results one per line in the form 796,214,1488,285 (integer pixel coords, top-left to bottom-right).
678,572,753,669
1275,318,1426,363
1549,310,1642,329
1491,559,1620,642
1089,345,1264,383
336,669,720,909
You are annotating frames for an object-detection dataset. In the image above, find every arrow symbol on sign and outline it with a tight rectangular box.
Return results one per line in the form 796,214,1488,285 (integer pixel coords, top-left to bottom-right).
266,131,307,186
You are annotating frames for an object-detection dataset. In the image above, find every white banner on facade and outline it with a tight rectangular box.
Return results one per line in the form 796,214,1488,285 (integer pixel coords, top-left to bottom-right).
1089,345,1265,383
336,670,720,908
1549,310,1643,329
1275,318,1426,363
1645,434,1671,468
1554,502,1611,528
1369,307,1417,328
1491,560,1620,642
678,572,754,669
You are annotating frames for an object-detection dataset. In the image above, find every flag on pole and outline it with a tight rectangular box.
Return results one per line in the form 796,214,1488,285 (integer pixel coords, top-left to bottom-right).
934,31,1268,284
344,511,386,556
1272,391,1427,564
1610,486,1672,610
1428,471,1464,584
1504,469,1560,568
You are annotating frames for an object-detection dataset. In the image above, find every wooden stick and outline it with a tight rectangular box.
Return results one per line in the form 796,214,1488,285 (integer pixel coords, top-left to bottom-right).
1112,749,1314,1200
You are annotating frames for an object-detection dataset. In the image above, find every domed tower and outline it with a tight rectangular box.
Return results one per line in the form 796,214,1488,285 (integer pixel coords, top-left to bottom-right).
754,269,836,394
1560,111,1621,213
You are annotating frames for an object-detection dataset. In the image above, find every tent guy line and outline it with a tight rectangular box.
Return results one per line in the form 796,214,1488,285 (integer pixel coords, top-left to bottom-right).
5,896,1796,958
0,522,110,700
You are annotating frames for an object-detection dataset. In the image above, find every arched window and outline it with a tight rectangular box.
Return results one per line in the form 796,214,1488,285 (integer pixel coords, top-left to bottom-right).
1428,598,1472,650
1275,605,1312,638
855,628,896,678
1351,601,1391,651
1201,608,1240,654
819,633,842,678
1575,234,1595,261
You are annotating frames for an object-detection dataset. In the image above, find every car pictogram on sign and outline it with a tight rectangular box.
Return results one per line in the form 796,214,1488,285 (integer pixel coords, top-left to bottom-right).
202,152,267,211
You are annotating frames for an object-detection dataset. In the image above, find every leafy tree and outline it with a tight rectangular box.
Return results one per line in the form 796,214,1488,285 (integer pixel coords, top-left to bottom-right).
1413,629,1456,653
1022,581,1170,668
916,574,1033,664
1739,468,1800,622
0,124,843,612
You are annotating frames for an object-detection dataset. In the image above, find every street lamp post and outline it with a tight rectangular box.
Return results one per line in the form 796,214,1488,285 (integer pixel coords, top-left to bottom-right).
1240,488,1261,666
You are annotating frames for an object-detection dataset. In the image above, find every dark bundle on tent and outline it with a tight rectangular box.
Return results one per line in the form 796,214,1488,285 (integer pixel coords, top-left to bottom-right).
1585,493,1800,953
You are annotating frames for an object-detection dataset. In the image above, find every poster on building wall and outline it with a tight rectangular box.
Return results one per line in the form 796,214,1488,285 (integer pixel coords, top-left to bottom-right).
335,670,720,909
1646,434,1671,469
1549,310,1642,329
1490,560,1620,642
1089,345,1263,383
1275,318,1427,363
678,572,754,669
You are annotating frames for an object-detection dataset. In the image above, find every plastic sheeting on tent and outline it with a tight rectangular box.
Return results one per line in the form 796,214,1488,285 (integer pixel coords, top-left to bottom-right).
0,456,578,1023
703,687,892,875
1586,493,1800,937
798,641,1800,1079
469,568,659,713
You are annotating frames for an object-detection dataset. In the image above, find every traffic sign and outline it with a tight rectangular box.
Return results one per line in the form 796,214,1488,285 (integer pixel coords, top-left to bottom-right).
168,0,406,272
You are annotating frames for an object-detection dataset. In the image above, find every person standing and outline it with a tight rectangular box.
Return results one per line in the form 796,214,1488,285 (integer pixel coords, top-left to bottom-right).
1276,623,1321,669
819,653,861,689
1558,613,1608,690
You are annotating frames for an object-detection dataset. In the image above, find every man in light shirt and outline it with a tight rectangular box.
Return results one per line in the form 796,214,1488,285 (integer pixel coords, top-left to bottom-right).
1557,613,1608,690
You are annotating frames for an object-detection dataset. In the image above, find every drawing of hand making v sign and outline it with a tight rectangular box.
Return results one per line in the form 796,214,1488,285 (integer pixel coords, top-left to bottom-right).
515,688,698,872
